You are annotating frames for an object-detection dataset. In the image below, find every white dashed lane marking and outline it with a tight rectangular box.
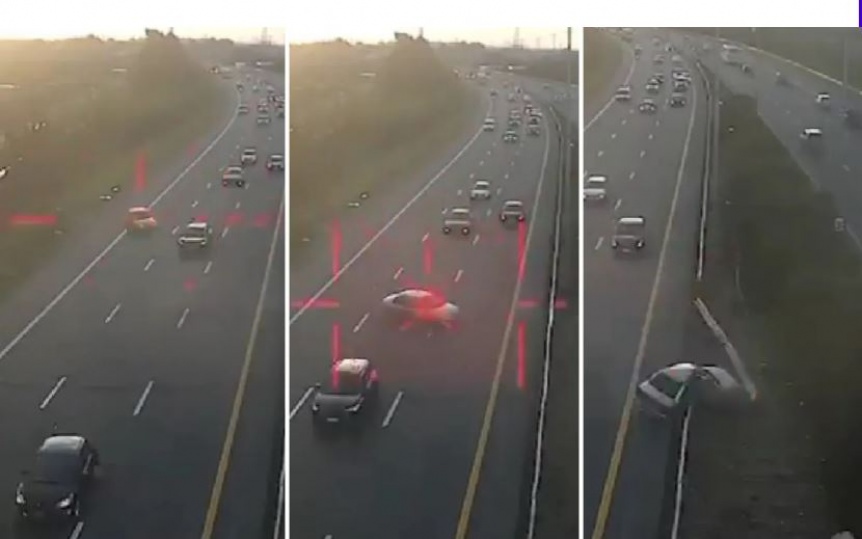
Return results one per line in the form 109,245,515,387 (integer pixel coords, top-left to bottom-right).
595,237,604,250
40,377,66,410
177,308,190,329
104,303,121,324
133,381,154,416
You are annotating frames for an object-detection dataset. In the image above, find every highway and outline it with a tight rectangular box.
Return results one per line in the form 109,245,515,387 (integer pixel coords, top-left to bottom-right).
583,30,709,539
0,67,285,539
675,30,862,254
288,72,567,539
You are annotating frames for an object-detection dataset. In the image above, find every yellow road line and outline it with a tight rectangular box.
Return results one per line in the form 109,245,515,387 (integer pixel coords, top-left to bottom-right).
590,66,699,539
454,108,551,539
200,195,284,539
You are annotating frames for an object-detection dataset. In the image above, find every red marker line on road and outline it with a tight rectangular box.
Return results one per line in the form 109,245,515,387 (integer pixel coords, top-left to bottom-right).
135,152,147,192
517,322,526,389
9,214,58,226
290,298,340,309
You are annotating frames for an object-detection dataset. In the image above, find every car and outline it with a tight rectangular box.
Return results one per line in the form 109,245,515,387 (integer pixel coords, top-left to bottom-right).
528,115,540,126
311,359,379,428
638,99,657,113
611,216,646,253
177,221,213,258
637,363,744,419
669,93,687,107
671,54,683,64
653,54,665,64
509,109,522,119
503,130,519,143
256,104,268,113
470,180,492,200
800,127,823,140
816,92,830,108
381,289,460,328
277,108,285,118
673,80,688,93
583,175,608,204
499,199,526,224
256,114,270,125
240,147,257,165
483,118,496,131
528,124,541,136
222,165,245,187
125,206,157,234
490,89,498,96
652,73,665,84
237,104,249,115
442,207,472,235
266,154,285,171
508,118,521,128
646,81,660,94
15,435,99,521
615,86,632,101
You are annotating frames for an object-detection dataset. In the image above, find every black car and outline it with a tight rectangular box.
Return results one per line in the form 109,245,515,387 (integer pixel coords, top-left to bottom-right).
311,359,379,429
16,435,99,521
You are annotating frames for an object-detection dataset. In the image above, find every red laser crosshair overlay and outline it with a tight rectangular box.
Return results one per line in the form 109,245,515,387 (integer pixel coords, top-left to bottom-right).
9,214,58,226
225,211,244,227
290,298,340,309
331,220,342,278
517,321,526,389
254,212,274,228
135,151,147,193
183,278,197,293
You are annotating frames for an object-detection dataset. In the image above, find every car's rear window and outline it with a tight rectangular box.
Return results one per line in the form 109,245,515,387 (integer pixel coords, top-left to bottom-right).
616,222,643,235
33,451,79,484
329,372,364,395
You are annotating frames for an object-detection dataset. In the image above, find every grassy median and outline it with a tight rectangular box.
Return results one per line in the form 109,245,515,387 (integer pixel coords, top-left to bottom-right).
289,35,477,251
584,28,624,115
0,30,230,302
690,91,857,535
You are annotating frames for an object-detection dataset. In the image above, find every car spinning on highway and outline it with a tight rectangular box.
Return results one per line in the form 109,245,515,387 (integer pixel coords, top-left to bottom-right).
611,216,646,253
638,99,658,114
382,289,460,328
177,221,213,258
125,206,157,234
637,363,743,419
240,147,257,165
442,207,472,235
15,435,100,521
583,175,608,204
470,180,492,200
222,165,245,187
503,130,519,143
266,154,285,171
311,359,379,428
499,199,526,224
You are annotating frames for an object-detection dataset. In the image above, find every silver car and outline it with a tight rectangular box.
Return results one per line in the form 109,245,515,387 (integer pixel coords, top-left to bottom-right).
637,363,744,419
611,216,645,253
382,289,459,328
443,208,472,235
470,180,492,200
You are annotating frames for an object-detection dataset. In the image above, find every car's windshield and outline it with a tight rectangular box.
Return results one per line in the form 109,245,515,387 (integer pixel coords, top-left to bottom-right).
327,371,364,395
451,210,470,219
649,372,686,399
184,226,207,238
616,222,643,235
33,451,78,484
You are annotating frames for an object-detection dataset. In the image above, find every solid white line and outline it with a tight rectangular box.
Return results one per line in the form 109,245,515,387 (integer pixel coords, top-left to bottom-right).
693,298,757,399
290,108,491,327
454,269,463,283
221,227,229,239
585,43,636,131
393,267,403,280
40,377,66,409
670,407,692,539
204,261,213,274
472,234,480,246
69,521,85,539
133,381,154,416
289,387,315,420
104,303,121,324
144,258,155,272
594,237,604,250
177,308,190,329
381,391,404,428
352,313,370,333
273,468,285,539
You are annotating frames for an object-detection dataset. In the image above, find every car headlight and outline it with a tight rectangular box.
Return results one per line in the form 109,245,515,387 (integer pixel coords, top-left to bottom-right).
15,489,24,506
56,494,73,509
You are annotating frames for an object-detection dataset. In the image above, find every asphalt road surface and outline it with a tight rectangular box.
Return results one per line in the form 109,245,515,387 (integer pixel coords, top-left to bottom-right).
289,74,565,539
583,30,708,539
675,30,862,256
0,68,285,539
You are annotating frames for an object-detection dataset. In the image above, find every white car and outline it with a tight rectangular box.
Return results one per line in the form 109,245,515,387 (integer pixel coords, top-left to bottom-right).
800,128,823,140
584,175,608,203
637,363,744,418
443,207,472,235
483,118,496,132
382,289,459,328
816,92,830,107
470,180,492,200
222,166,245,187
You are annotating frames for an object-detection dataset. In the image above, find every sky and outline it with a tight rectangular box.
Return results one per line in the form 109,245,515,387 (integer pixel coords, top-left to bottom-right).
287,27,580,49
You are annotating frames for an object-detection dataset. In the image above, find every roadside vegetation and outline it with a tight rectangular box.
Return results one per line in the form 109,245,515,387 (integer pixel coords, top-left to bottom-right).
584,28,623,115
685,91,852,536
518,52,578,85
289,35,477,248
0,29,230,301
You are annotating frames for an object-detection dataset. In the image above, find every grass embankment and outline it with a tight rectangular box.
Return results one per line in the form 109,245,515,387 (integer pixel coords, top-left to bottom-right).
289,36,477,249
0,30,229,301
584,28,623,116
519,51,579,85
694,92,860,535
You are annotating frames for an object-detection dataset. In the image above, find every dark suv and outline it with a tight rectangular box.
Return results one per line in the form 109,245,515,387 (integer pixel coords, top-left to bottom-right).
16,435,99,521
311,359,379,430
